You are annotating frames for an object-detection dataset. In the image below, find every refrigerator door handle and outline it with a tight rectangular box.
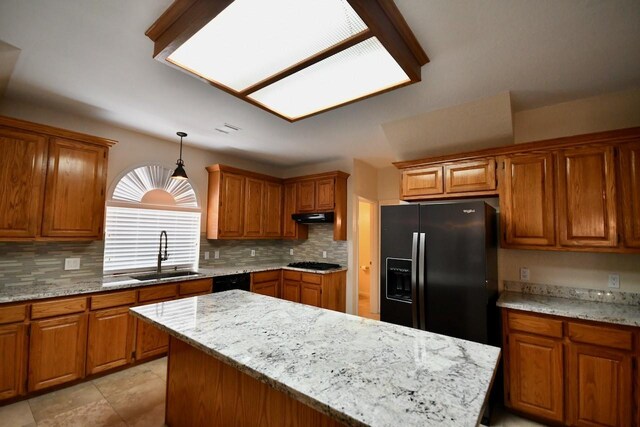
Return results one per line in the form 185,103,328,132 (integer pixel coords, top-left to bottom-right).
411,232,419,328
418,232,427,330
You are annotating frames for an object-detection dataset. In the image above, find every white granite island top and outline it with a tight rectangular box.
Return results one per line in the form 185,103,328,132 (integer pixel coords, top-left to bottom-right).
131,290,501,427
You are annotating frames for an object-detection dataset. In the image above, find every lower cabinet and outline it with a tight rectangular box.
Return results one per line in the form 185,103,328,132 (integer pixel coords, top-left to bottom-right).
135,316,169,361
282,279,301,303
0,323,27,400
86,306,134,375
503,309,638,427
29,313,88,392
253,281,278,297
251,270,281,298
300,283,322,307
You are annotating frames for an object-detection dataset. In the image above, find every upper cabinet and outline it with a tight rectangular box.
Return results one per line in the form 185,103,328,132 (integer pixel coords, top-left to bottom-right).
395,126,640,253
282,182,308,240
0,116,115,241
263,182,283,238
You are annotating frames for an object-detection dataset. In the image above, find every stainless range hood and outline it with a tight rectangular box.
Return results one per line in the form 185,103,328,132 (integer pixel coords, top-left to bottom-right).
291,212,335,224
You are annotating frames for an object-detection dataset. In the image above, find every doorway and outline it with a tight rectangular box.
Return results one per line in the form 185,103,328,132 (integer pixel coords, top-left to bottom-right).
357,198,379,320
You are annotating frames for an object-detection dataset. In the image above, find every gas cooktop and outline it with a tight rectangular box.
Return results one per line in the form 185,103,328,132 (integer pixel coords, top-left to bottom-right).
287,262,341,271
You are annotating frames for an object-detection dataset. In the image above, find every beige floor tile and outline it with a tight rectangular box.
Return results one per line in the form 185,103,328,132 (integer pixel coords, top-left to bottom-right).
139,358,167,381
105,377,166,423
490,405,548,427
35,398,125,427
0,400,36,427
123,402,166,427
93,367,162,401
28,382,104,422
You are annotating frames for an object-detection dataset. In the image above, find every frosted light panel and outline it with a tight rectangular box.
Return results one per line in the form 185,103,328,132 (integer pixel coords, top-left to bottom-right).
167,0,367,91
249,37,410,119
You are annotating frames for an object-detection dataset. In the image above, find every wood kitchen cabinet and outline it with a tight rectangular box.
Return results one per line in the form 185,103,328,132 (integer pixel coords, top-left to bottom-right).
401,166,443,198
86,306,134,375
135,284,177,361
0,116,115,241
444,158,496,194
215,171,245,238
0,323,27,400
557,145,617,248
243,178,264,237
297,181,316,212
619,141,640,248
315,178,335,210
282,271,302,303
300,283,322,307
263,181,283,237
279,270,346,312
282,182,308,240
29,313,88,392
251,270,281,298
500,153,555,247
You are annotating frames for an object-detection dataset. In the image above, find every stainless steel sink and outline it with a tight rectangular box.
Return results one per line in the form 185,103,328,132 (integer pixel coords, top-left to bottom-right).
130,270,202,281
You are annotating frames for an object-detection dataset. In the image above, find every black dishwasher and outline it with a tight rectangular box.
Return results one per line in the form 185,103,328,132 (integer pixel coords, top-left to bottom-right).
212,273,250,293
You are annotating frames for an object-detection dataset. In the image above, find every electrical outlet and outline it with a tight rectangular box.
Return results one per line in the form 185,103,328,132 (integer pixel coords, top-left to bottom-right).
64,258,80,271
250,249,256,257
214,250,219,259
322,251,327,259
289,249,293,256
519,267,530,281
608,273,620,289
204,251,210,260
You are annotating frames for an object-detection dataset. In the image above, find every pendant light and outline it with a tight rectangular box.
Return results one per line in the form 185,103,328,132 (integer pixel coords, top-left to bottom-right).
171,131,188,180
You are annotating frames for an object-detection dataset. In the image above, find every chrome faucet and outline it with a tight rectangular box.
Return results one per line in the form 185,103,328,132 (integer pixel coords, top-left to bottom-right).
157,231,169,273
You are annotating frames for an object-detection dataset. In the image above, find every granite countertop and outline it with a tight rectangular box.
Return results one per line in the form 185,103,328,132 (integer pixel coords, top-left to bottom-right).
131,290,501,427
497,291,640,327
0,264,347,304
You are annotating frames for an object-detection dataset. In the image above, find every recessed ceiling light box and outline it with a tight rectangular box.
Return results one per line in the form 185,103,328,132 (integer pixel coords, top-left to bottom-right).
145,0,428,121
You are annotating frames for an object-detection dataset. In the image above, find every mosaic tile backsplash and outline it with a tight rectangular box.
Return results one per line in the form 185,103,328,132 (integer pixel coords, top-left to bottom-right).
0,224,348,285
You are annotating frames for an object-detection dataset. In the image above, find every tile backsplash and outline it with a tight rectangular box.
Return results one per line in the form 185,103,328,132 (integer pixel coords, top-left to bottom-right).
0,224,348,284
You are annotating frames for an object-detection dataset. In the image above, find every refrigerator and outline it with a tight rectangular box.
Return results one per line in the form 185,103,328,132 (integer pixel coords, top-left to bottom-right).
380,201,498,345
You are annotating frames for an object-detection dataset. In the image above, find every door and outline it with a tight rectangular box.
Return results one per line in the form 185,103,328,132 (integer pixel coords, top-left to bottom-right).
619,142,640,248
315,178,335,211
41,138,107,238
29,313,88,391
508,333,564,423
401,166,444,198
501,153,555,246
0,323,26,400
282,280,300,303
421,202,492,344
557,145,617,247
297,181,315,212
568,343,632,427
0,128,47,238
86,307,134,375
263,182,282,237
444,159,496,193
380,204,419,328
243,178,264,237
219,173,245,237
300,283,322,307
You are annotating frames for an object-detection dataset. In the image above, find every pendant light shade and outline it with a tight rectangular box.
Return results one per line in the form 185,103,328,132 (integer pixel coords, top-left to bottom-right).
171,132,189,180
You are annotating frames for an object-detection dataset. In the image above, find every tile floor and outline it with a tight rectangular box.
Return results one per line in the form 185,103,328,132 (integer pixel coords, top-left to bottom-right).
0,356,545,427
358,293,380,321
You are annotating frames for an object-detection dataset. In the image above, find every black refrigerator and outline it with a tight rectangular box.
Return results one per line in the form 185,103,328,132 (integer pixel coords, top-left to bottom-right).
380,201,498,345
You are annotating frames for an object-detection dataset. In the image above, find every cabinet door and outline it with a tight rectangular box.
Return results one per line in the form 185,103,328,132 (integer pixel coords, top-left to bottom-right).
41,138,107,238
300,283,322,307
219,173,245,238
135,316,169,361
501,153,555,246
568,343,632,427
243,178,264,237
619,142,640,248
283,183,307,239
297,181,316,212
507,333,564,423
253,281,278,298
444,159,496,193
86,307,134,375
0,323,26,400
557,146,617,247
401,166,443,198
29,313,88,392
0,128,47,238
282,280,300,303
315,178,335,211
263,182,282,237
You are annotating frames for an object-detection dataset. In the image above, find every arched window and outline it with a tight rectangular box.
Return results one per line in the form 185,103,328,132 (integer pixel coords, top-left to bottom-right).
103,165,201,274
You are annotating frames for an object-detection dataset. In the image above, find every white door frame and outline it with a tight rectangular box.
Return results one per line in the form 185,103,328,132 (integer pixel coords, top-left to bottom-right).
356,196,379,315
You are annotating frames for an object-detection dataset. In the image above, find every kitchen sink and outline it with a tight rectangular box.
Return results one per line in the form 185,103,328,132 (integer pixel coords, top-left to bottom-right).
130,270,202,281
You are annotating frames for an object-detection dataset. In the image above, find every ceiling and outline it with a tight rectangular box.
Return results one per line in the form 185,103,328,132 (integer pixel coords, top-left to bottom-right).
0,0,639,168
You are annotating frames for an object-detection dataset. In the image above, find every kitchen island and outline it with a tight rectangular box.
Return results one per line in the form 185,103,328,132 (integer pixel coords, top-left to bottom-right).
131,290,500,427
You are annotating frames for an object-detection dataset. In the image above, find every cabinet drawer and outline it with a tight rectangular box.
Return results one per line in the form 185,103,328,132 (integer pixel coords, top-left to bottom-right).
91,290,136,310
31,297,87,320
401,166,443,198
444,159,496,193
179,279,212,296
283,270,301,281
568,322,633,351
252,270,281,284
138,284,177,303
301,273,322,285
507,311,563,338
0,304,27,324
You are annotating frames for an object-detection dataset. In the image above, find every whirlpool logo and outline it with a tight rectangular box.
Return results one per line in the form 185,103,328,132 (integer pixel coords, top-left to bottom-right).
463,209,476,214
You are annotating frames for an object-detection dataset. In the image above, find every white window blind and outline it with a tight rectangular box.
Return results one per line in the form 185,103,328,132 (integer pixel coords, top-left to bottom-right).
104,206,200,274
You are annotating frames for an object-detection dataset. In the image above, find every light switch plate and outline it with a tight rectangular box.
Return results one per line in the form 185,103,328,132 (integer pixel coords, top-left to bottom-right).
250,249,256,257
322,251,327,259
519,267,530,281
608,273,620,289
64,258,80,270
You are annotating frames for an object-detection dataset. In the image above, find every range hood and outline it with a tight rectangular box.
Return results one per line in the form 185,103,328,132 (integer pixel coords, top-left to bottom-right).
292,212,335,224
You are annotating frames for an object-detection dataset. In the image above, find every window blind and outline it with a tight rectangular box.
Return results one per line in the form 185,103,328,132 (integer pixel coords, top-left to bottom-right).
104,206,200,274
